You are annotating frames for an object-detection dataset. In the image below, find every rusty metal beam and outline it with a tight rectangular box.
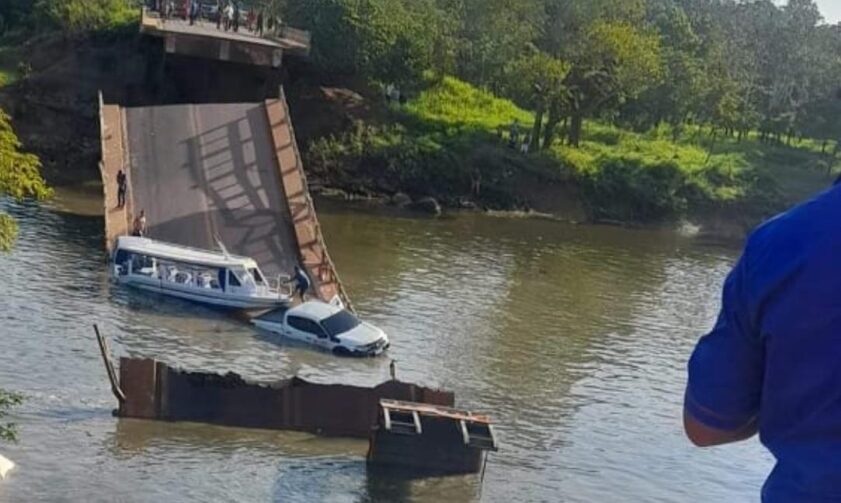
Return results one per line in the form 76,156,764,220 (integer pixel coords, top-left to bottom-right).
94,325,126,404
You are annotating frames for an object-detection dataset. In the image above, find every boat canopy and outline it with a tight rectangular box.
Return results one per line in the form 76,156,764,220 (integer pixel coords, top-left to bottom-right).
115,236,257,269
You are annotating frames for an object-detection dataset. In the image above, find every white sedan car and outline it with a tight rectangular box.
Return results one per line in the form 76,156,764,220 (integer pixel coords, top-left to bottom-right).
252,301,390,356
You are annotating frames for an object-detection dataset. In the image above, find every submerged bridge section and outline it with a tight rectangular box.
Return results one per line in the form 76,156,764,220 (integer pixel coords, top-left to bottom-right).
99,93,350,306
99,10,348,306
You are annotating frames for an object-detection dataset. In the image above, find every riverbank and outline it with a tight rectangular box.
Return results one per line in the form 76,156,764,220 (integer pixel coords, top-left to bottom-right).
292,74,835,234
1,31,834,238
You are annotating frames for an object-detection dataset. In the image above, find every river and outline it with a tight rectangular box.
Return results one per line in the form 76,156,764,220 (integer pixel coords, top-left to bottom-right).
0,191,772,502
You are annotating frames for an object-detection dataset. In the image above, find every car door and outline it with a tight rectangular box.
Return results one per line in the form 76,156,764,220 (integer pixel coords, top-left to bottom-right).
309,321,333,349
286,316,315,344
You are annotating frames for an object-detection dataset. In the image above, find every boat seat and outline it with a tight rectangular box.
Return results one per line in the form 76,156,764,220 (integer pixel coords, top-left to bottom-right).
175,272,192,285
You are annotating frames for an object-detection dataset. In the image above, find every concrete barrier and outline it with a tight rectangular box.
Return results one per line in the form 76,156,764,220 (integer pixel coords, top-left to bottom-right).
117,358,454,438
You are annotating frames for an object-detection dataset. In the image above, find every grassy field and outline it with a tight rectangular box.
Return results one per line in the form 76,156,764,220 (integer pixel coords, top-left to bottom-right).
390,77,835,221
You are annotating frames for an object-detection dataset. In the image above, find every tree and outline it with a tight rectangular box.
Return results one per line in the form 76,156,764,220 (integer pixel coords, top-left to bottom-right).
503,50,571,150
283,0,444,86
0,108,37,442
33,0,137,34
0,108,51,251
450,0,544,90
563,21,663,146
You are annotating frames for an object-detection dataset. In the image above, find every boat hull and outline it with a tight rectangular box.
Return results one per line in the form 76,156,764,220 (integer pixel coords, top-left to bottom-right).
119,277,287,310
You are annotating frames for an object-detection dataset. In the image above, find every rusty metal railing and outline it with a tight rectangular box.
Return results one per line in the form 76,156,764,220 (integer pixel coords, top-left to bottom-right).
277,87,354,312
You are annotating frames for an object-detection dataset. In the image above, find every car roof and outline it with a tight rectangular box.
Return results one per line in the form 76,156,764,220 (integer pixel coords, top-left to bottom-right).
289,301,344,321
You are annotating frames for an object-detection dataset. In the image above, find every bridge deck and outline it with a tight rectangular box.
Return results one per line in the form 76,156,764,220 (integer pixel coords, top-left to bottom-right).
141,9,310,61
99,97,347,306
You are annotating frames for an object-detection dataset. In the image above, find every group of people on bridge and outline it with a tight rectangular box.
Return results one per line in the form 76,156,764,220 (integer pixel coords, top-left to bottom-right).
149,0,278,38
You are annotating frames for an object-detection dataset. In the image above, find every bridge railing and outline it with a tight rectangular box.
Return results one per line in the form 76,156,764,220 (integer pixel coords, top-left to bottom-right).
277,87,353,312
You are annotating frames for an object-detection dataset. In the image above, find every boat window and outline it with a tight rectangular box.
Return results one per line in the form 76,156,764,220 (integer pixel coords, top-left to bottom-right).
249,268,265,285
115,249,130,264
321,310,361,337
132,254,155,276
229,270,242,287
288,316,328,338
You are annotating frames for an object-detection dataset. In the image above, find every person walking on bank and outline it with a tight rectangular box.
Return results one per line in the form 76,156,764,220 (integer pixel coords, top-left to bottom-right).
116,169,127,209
520,134,531,154
291,265,311,302
132,210,147,237
684,182,841,501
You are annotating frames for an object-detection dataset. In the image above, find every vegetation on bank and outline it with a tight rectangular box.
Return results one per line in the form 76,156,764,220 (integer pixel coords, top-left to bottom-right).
0,109,51,251
307,75,832,221
288,0,841,223
1,0,138,38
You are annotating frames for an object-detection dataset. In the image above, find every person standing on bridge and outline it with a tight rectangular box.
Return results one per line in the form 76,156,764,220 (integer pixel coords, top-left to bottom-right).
116,169,127,209
256,9,264,36
232,2,241,33
189,0,199,25
215,0,224,29
684,182,841,501
246,9,255,33
292,265,311,302
223,2,234,31
132,210,147,238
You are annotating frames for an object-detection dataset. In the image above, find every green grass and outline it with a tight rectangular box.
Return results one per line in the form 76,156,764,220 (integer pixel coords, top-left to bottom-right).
403,76,533,133
308,75,835,222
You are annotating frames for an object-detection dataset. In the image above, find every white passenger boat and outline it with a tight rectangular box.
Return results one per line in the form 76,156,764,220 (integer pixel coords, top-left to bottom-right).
111,236,291,309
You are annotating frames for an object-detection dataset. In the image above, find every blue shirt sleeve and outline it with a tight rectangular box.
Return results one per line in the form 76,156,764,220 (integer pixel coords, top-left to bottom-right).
686,249,764,431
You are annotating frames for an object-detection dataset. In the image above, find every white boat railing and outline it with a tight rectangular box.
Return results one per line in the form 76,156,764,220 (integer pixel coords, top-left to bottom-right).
274,274,293,298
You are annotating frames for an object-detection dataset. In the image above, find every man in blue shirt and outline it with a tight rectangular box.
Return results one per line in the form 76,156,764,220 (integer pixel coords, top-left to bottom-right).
686,184,841,501
292,265,311,302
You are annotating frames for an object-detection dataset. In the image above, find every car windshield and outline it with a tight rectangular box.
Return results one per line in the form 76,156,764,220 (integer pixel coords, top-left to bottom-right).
321,310,362,337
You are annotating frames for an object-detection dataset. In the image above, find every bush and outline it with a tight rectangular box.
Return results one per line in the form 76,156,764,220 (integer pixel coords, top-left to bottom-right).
284,0,439,85
35,0,138,35
0,389,22,443
306,76,785,221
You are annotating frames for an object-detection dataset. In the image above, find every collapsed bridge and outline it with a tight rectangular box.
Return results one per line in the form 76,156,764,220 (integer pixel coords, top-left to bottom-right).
98,8,349,306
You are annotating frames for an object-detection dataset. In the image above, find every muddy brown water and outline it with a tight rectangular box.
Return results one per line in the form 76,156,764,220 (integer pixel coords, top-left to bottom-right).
0,192,772,502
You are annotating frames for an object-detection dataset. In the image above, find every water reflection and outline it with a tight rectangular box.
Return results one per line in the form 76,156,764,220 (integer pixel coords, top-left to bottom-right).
0,197,773,502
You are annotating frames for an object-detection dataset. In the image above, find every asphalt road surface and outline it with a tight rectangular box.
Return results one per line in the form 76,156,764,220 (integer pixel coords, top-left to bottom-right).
126,102,300,280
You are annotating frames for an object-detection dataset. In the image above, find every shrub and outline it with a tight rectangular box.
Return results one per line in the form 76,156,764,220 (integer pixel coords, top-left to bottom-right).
35,0,138,35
